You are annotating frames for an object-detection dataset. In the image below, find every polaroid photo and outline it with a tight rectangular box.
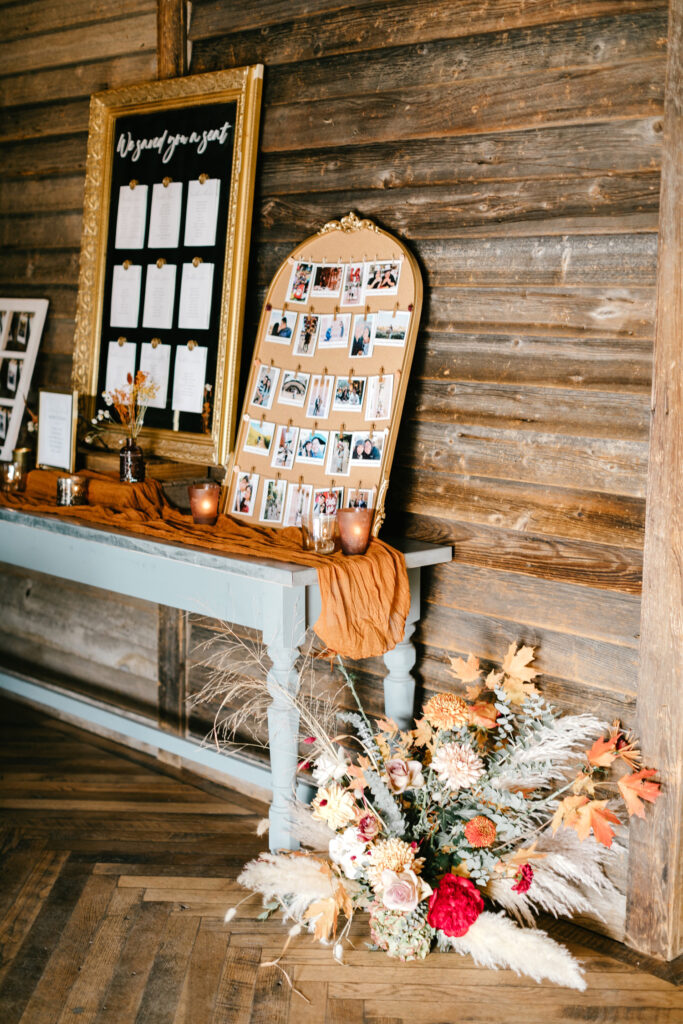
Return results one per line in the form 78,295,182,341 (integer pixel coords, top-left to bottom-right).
250,365,280,411
350,430,386,467
365,374,394,421
287,261,314,305
284,484,312,527
341,262,365,307
296,428,329,466
305,374,334,419
346,487,375,509
278,370,310,408
292,314,320,358
243,418,275,457
265,308,297,344
0,407,6,442
375,309,411,347
332,376,366,414
318,313,351,349
5,314,16,346
15,313,30,348
231,471,260,517
363,260,401,295
6,359,19,394
350,314,376,358
260,478,287,524
313,487,343,515
311,263,343,299
271,424,299,470
325,431,353,477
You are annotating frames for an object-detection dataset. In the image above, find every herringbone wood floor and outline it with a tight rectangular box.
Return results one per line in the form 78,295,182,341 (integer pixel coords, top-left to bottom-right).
0,697,681,1024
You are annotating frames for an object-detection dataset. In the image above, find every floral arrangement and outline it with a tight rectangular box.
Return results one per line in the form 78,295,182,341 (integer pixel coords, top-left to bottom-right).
102,371,158,442
228,645,661,991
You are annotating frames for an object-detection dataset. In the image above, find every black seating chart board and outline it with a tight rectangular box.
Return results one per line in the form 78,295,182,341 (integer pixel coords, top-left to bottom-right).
225,212,423,534
72,68,263,465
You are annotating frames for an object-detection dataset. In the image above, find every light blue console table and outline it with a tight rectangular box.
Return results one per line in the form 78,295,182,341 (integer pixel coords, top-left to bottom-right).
0,508,451,849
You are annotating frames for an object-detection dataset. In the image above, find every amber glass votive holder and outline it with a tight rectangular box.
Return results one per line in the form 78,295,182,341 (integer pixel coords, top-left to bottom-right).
57,475,87,506
337,508,374,555
1,462,24,493
188,481,220,525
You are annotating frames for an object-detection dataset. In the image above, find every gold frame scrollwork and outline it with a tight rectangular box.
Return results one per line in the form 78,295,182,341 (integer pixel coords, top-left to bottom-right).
72,66,263,465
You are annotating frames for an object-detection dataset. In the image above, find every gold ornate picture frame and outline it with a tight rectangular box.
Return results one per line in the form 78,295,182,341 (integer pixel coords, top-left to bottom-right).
225,212,423,535
72,66,263,465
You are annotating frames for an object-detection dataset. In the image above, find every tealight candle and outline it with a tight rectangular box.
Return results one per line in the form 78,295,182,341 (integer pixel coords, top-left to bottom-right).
188,481,220,525
337,508,374,555
56,475,87,506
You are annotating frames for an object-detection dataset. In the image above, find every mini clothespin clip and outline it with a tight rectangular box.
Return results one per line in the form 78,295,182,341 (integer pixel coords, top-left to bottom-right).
251,465,256,475
187,339,197,350
314,421,318,431
296,363,301,372
310,305,316,314
393,302,399,316
156,257,166,269
323,366,328,376
276,471,281,480
122,259,132,270
117,336,127,347
260,413,266,425
341,422,346,432
288,418,293,427
192,256,203,268
151,337,161,349
331,479,336,489
162,176,173,188
379,366,385,378
299,475,304,486
198,173,209,184
349,367,354,380
283,301,289,312
129,179,138,189
333,306,339,321
270,357,275,367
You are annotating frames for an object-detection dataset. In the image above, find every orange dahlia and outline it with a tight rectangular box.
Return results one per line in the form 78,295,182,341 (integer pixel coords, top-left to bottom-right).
464,816,497,848
423,693,469,731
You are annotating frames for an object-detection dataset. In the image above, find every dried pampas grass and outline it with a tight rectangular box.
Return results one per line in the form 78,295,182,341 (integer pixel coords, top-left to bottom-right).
493,714,607,791
238,853,337,921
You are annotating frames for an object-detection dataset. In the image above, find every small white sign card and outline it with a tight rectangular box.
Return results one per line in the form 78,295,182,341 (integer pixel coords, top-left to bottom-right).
147,182,183,249
184,178,221,247
37,390,76,471
110,264,142,328
171,343,208,413
178,262,214,330
139,342,171,408
142,263,177,330
114,184,148,250
105,340,136,394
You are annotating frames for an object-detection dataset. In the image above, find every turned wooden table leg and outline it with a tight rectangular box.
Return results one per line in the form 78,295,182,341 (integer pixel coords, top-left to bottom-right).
382,567,421,730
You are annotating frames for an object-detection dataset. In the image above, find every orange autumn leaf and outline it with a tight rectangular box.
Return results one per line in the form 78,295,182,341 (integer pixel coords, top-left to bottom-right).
449,653,481,683
304,897,339,942
574,800,621,847
412,717,434,748
618,769,661,818
376,717,398,736
503,675,539,706
551,795,587,834
571,771,596,797
466,683,483,700
484,670,504,691
345,763,368,792
502,643,539,683
586,734,619,768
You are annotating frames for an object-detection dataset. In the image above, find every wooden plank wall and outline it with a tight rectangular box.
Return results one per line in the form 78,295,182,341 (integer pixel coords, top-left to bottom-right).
185,2,667,743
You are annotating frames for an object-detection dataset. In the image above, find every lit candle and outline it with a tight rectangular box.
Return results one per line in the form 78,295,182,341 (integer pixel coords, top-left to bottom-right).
337,508,374,555
188,481,220,525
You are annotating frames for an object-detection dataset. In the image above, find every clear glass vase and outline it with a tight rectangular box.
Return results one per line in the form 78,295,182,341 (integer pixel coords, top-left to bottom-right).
119,437,145,483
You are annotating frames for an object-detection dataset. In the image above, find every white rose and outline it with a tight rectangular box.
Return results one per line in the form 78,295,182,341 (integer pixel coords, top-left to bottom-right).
312,747,348,786
329,826,369,880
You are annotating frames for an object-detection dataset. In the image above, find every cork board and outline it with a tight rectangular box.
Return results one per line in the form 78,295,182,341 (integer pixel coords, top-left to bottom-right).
225,212,422,535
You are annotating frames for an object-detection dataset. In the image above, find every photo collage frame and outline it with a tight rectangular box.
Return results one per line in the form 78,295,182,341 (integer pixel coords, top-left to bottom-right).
226,212,423,534
0,298,49,462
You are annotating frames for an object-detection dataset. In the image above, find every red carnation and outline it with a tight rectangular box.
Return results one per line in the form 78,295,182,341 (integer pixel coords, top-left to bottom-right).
512,864,533,894
427,874,484,937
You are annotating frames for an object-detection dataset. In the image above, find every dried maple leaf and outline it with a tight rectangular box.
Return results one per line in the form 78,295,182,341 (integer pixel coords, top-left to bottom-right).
498,842,547,872
345,763,367,792
574,799,621,847
571,771,596,797
502,643,539,683
503,675,538,706
551,795,587,834
375,734,391,761
586,734,619,768
449,653,481,683
376,717,398,736
484,670,504,691
617,769,661,818
412,717,434,748
304,896,339,942
466,683,483,700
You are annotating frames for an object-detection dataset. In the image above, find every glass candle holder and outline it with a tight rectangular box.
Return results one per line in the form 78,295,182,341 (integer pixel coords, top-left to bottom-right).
337,508,374,555
1,461,25,493
188,481,220,525
57,475,88,506
12,447,32,476
302,512,336,554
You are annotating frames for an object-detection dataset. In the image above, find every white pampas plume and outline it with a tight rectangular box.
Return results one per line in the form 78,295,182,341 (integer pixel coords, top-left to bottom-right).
256,818,270,837
238,853,336,921
333,942,344,963
493,715,605,789
224,907,237,922
440,912,586,990
286,800,337,850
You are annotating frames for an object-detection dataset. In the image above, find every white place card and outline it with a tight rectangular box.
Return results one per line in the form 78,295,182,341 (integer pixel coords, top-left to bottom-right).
142,263,177,330
178,262,214,330
37,391,76,471
184,178,221,247
104,340,136,394
139,342,171,409
147,181,183,248
114,184,148,250
171,344,208,413
110,264,142,328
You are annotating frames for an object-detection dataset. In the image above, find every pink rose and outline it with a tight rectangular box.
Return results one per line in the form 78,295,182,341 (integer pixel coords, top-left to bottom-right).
385,758,425,794
357,814,381,842
380,869,420,912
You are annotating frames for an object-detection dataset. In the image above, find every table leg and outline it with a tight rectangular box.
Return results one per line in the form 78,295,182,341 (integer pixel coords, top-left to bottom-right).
382,567,420,730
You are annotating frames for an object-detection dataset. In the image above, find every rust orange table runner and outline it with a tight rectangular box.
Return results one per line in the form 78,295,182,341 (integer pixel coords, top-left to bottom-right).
0,470,410,660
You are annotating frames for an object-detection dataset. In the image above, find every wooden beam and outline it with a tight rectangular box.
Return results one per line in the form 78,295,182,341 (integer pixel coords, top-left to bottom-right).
625,0,683,961
156,0,187,80
157,606,187,736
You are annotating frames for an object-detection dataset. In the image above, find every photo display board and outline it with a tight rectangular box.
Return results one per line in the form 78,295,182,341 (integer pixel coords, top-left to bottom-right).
226,212,422,535
0,298,49,462
72,67,263,465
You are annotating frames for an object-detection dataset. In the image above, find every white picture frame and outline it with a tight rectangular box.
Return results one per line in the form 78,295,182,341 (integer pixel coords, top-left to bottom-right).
37,390,78,472
0,298,49,462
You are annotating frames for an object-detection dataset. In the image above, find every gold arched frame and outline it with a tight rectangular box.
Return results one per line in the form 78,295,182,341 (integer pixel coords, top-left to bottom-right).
71,65,263,465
